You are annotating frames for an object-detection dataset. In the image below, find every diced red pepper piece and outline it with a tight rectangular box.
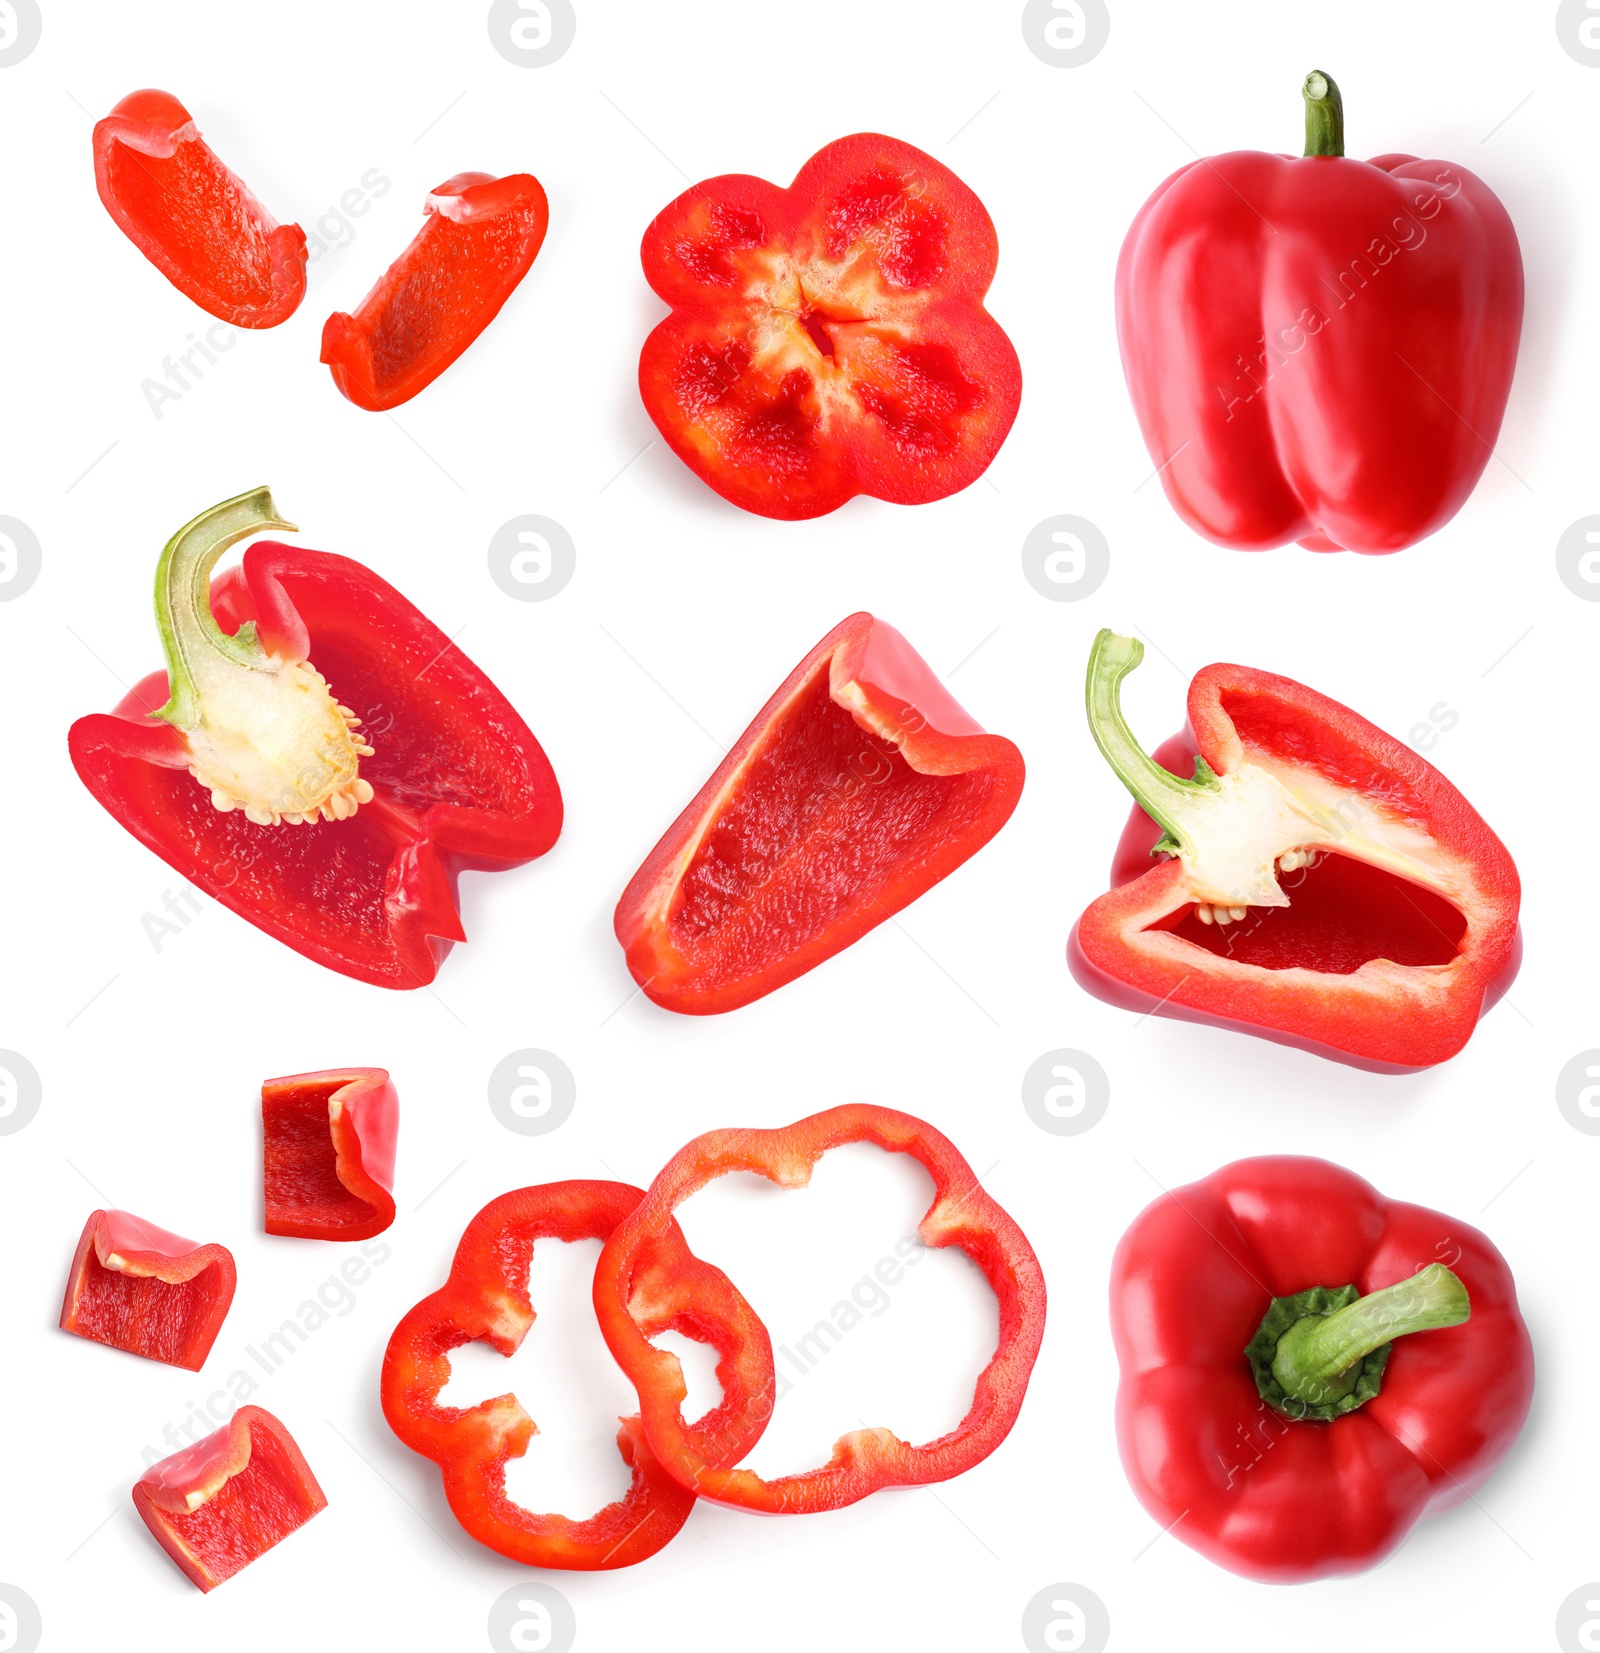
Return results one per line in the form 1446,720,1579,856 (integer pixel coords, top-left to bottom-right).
93,89,308,328
132,1406,327,1591
615,612,1024,1012
59,1209,236,1372
263,1068,397,1240
321,171,549,410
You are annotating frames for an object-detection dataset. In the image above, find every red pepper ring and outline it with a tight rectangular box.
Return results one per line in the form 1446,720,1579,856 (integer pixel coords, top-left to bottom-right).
380,1181,776,1570
593,1105,1047,1514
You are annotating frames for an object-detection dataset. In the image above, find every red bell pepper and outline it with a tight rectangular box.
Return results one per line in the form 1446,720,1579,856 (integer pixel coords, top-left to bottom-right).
381,1181,775,1569
93,90,308,328
68,489,562,989
132,1406,327,1591
615,613,1024,1013
1111,1156,1534,1581
638,133,1021,519
263,1068,397,1240
321,171,549,411
1117,71,1522,553
1069,631,1519,1070
60,1209,236,1372
594,1106,1045,1514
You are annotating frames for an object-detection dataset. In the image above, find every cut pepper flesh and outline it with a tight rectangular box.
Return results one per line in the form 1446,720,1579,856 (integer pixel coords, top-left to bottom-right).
263,1068,398,1240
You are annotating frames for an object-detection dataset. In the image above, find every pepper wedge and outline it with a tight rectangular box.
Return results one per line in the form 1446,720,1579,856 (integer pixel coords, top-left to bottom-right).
263,1068,398,1240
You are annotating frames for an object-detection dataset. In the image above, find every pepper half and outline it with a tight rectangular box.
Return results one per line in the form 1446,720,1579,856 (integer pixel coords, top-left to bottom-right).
615,613,1024,1013
263,1068,398,1240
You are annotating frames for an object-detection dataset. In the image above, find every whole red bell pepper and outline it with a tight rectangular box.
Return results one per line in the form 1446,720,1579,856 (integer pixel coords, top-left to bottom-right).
1111,1156,1533,1581
615,613,1024,1013
60,1209,236,1371
132,1406,327,1591
263,1068,397,1240
593,1106,1046,1513
1069,631,1519,1069
1117,71,1522,553
638,133,1022,518
321,171,549,410
93,90,308,328
68,489,562,988
381,1181,775,1569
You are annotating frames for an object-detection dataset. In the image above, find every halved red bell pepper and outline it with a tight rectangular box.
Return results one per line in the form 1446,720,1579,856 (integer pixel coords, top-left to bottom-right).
639,133,1022,518
1069,631,1519,1069
93,90,308,328
381,1180,775,1569
263,1068,397,1240
321,171,549,411
60,1209,236,1371
68,489,562,989
1111,1156,1534,1581
133,1406,327,1591
593,1106,1046,1514
1117,71,1522,552
615,613,1024,1013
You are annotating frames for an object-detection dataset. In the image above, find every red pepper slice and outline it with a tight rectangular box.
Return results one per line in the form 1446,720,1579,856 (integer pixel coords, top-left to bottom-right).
639,133,1022,518
59,1209,236,1371
321,171,550,411
262,1068,398,1240
381,1180,775,1569
1117,72,1522,552
593,1106,1045,1513
132,1406,328,1591
68,490,562,988
1111,1156,1534,1581
615,613,1023,1013
93,90,308,328
1069,632,1519,1069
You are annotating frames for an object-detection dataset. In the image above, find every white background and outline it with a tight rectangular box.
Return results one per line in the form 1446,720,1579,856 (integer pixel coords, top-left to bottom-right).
0,1,1595,1648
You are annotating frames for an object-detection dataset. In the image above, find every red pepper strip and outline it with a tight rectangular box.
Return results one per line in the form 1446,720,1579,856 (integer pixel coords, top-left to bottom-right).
93,90,308,328
381,1181,775,1569
68,490,562,989
594,1106,1046,1513
321,171,549,411
615,613,1024,1013
1111,1156,1534,1581
262,1068,398,1240
1069,632,1519,1070
1117,72,1521,553
132,1406,328,1591
59,1209,236,1372
639,133,1022,518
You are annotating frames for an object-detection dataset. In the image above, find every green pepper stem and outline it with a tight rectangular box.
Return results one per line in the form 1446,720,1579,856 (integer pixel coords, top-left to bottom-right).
1302,70,1345,158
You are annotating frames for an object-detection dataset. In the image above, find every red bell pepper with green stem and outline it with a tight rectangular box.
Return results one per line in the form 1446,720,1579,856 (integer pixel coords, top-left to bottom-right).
1111,1157,1533,1581
263,1068,397,1240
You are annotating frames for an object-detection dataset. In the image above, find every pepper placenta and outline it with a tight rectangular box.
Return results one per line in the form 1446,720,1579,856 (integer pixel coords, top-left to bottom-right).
615,613,1024,1013
382,1181,775,1568
321,171,549,410
60,1209,236,1372
132,1406,328,1590
1117,71,1522,552
263,1068,398,1240
68,489,562,988
638,134,1022,518
594,1106,1045,1513
1111,1156,1533,1581
1069,631,1519,1069
93,90,308,328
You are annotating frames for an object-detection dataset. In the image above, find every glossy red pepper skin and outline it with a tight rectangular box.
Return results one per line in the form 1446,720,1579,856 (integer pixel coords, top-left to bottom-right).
381,1181,775,1569
68,540,561,989
93,90,308,328
639,134,1021,518
132,1406,327,1591
594,1106,1046,1514
616,613,1024,1013
1111,1157,1534,1581
60,1209,236,1372
321,171,549,411
262,1068,397,1240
